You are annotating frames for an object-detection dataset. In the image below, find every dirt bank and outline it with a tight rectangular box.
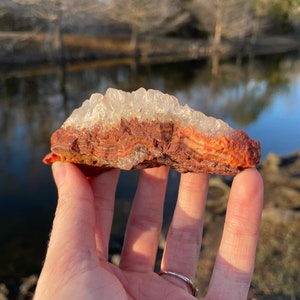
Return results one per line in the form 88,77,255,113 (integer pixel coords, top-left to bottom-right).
196,151,300,299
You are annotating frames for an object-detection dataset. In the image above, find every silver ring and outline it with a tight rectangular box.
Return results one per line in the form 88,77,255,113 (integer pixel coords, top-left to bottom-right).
159,270,198,297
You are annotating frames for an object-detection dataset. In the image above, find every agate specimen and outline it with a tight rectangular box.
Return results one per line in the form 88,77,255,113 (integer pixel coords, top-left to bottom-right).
43,88,261,176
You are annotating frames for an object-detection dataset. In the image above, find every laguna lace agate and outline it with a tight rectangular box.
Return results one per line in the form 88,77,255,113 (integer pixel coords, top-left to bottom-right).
43,88,261,175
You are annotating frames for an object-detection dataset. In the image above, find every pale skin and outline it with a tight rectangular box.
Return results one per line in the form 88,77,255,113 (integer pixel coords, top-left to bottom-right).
34,162,263,300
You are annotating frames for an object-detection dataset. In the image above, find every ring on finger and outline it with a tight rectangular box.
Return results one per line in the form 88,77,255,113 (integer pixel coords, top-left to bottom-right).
159,270,198,297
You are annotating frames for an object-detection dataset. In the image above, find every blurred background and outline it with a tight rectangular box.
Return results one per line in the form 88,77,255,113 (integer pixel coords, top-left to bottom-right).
0,0,300,299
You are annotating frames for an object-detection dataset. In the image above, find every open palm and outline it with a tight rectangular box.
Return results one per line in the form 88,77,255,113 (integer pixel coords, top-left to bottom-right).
34,162,263,300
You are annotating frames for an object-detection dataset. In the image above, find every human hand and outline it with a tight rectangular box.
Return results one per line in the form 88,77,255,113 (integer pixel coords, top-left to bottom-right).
34,162,263,300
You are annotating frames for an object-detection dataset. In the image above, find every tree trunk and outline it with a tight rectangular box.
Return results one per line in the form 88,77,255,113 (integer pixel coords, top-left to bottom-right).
130,24,139,57
211,0,222,75
52,0,64,64
213,1,222,47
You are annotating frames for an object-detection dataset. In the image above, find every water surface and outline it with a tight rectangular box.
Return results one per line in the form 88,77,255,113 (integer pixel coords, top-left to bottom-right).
0,55,300,291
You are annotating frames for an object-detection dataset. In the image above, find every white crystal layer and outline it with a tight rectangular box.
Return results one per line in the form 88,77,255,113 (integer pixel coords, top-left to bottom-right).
63,88,233,137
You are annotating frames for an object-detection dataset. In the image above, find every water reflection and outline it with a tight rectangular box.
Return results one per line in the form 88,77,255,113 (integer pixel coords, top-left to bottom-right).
0,55,300,292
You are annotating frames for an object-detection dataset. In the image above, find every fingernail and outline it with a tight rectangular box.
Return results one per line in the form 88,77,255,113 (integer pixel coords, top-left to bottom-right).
52,161,66,187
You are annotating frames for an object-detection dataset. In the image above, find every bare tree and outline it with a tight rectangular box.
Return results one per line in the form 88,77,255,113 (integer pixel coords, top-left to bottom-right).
7,0,104,59
104,0,189,55
184,0,257,74
185,0,256,46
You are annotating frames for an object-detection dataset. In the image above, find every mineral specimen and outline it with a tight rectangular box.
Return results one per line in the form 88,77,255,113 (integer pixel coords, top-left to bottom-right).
43,88,261,176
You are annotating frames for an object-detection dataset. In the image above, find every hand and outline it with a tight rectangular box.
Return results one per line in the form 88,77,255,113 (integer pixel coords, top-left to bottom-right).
34,162,263,300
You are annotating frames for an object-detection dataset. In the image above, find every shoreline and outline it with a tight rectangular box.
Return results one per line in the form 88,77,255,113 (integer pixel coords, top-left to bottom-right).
1,32,299,65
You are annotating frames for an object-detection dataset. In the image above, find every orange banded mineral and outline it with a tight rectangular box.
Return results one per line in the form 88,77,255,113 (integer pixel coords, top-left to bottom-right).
43,88,261,176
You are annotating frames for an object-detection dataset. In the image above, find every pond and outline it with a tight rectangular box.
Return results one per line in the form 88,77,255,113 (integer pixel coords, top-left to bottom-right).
0,54,300,297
